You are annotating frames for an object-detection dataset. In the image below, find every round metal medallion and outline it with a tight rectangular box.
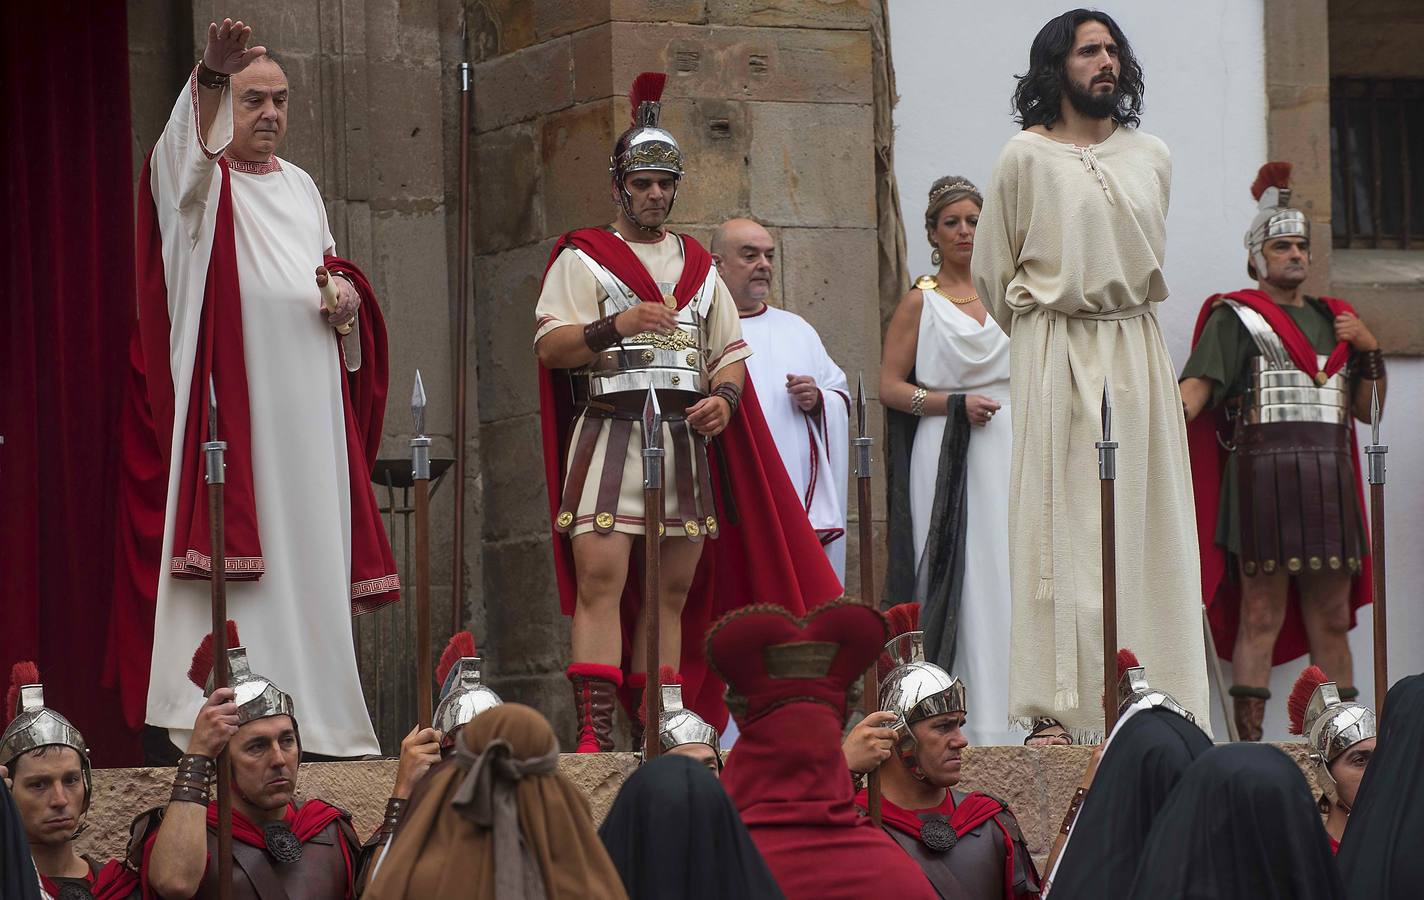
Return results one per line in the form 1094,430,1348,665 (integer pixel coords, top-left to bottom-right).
1243,560,1257,576
705,516,718,535
662,293,678,310
1287,557,1303,574
684,520,701,537
641,349,655,364
1328,555,1342,570
914,275,938,291
556,511,574,529
264,821,304,863
595,511,615,529
686,352,697,367
670,375,681,385
1308,556,1322,571
1263,559,1277,574
1315,372,1329,386
57,883,94,900
658,522,666,537
919,814,958,852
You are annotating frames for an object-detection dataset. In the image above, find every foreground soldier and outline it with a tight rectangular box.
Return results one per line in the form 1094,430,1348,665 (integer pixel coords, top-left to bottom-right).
857,628,1039,899
652,666,721,776
1,663,140,898
135,627,360,898
1287,665,1376,853
1183,161,1382,741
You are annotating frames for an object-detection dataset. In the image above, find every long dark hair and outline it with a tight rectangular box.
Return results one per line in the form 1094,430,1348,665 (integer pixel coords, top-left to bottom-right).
1011,9,1144,130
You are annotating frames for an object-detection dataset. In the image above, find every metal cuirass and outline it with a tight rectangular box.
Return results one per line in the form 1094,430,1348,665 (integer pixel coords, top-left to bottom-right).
1224,300,1351,426
568,241,717,400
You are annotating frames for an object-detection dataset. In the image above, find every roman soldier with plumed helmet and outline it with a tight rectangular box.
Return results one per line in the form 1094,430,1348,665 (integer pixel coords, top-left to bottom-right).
853,604,1041,899
1288,664,1376,853
651,665,720,775
1182,161,1386,742
1,662,141,898
134,622,362,899
533,71,841,753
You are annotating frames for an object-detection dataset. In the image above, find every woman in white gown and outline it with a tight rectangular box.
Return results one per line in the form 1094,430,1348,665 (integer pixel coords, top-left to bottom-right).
881,176,1022,745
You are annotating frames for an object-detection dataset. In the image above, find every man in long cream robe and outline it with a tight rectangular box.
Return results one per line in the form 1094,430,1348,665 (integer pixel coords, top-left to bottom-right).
971,10,1207,738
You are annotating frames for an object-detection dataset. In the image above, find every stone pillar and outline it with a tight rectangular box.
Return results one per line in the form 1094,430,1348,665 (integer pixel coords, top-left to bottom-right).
1263,0,1332,292
468,0,881,738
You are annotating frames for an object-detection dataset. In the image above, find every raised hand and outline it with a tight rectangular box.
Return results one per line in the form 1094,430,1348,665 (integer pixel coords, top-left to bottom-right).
1334,312,1379,352
842,710,898,774
186,687,240,758
203,18,267,76
392,725,443,799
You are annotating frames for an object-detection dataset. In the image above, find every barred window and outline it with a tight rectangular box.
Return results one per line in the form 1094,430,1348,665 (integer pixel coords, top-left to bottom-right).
1330,78,1424,249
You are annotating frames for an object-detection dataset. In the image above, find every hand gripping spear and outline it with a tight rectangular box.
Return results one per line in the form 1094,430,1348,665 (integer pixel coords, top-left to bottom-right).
202,377,233,900
1365,384,1388,716
411,371,434,729
854,374,882,827
642,387,664,760
1096,380,1119,734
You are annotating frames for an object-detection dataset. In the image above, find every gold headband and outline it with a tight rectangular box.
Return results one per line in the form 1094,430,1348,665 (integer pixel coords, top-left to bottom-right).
928,180,978,204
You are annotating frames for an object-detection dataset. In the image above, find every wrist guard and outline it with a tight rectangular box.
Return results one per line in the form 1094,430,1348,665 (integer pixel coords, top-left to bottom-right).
1356,348,1385,381
196,62,230,90
377,797,408,837
1059,786,1087,835
583,315,621,354
171,754,216,806
712,383,742,419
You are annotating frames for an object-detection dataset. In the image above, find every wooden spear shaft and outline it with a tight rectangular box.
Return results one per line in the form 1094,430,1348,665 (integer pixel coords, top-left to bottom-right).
203,381,232,900
1366,385,1388,717
853,429,881,827
643,478,663,760
450,57,472,636
414,472,433,728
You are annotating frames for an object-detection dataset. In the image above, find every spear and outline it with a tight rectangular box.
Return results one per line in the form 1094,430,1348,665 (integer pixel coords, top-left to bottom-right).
411,371,433,728
450,20,473,636
642,386,664,760
854,374,881,827
1365,384,1388,716
202,376,233,900
1096,380,1119,734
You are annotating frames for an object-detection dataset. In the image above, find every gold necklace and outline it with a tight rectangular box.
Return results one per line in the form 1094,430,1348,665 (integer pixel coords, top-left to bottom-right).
932,286,979,306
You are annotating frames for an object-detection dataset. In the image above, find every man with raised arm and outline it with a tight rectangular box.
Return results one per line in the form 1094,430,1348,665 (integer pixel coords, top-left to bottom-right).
111,17,397,760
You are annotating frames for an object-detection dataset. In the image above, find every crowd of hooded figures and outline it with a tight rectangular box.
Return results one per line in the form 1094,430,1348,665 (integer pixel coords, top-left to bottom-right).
4,3,1409,899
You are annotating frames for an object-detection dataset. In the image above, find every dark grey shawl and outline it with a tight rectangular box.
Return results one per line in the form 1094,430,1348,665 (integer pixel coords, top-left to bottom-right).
883,389,972,672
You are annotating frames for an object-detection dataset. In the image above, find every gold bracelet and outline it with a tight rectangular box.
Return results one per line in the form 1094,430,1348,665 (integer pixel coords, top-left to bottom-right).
910,387,928,417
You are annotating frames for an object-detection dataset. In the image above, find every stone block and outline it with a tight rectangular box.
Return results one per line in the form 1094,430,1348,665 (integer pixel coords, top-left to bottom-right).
187,3,322,60
473,36,574,132
607,23,872,105
610,0,708,24
779,227,880,378
482,535,570,676
464,0,536,60
482,414,553,540
707,0,869,30
571,23,614,103
365,61,447,202
473,238,556,422
540,100,619,239
660,98,752,226
533,0,616,41
749,102,875,228
473,122,544,254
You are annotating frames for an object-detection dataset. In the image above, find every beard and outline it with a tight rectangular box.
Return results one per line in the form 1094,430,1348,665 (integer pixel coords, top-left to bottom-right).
1064,76,1121,120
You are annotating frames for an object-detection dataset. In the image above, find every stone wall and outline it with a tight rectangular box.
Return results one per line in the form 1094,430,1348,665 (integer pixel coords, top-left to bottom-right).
77,742,1327,871
468,0,884,740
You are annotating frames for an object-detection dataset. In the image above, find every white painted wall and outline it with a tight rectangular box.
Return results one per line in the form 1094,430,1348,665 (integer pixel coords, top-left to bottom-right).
889,1,1421,741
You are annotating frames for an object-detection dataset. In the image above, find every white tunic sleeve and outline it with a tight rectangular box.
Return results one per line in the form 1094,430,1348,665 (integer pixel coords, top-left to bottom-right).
151,68,234,245
973,143,1024,337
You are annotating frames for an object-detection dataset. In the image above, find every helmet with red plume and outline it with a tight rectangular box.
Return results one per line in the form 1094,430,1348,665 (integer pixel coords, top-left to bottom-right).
187,622,295,728
0,661,93,814
1289,664,1375,790
1245,160,1309,278
432,632,501,744
1114,648,1194,723
610,71,684,229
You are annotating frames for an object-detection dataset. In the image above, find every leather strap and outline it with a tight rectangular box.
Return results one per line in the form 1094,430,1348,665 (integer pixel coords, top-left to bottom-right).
594,418,634,533
670,420,700,542
883,826,966,900
557,415,604,531
694,427,717,536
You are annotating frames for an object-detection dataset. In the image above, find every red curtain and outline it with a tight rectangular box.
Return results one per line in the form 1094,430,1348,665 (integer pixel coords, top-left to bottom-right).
0,3,143,764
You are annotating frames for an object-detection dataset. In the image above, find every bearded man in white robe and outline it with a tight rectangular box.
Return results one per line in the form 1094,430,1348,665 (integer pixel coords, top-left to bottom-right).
712,218,850,580
971,10,1207,738
111,19,397,758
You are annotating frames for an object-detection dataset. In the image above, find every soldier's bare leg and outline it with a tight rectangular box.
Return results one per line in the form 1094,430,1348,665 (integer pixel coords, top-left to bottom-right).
630,536,705,672
571,532,634,666
1298,570,1355,689
1231,565,1289,740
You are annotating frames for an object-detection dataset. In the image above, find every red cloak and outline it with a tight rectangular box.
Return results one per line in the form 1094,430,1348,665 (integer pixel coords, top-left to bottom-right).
41,859,141,900
1187,289,1371,664
536,228,844,730
106,154,399,735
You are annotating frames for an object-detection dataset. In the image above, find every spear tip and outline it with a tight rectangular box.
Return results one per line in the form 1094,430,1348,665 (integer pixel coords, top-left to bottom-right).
642,386,662,449
411,370,427,435
1370,381,1381,445
855,372,867,437
1100,378,1113,441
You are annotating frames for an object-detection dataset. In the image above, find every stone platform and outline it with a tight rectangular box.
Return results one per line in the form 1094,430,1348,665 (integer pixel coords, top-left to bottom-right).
77,744,1321,866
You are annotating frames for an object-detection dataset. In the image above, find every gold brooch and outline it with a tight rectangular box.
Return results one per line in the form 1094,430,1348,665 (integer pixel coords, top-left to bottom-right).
662,293,678,310
914,275,938,290
556,511,574,529
705,516,718,535
595,511,614,529
684,520,701,537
